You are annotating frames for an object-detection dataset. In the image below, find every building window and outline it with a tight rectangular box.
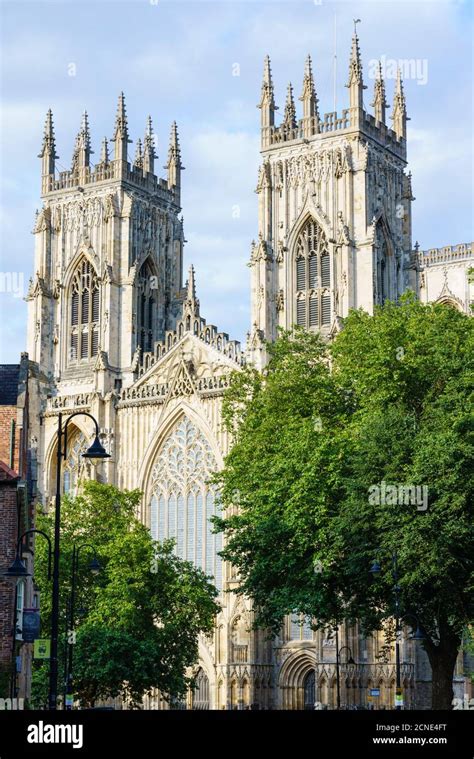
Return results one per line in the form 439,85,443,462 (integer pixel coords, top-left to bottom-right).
137,260,156,353
15,580,25,640
149,416,222,589
62,430,89,495
192,668,210,710
295,219,331,328
375,224,390,305
290,614,314,641
69,259,100,363
304,670,316,710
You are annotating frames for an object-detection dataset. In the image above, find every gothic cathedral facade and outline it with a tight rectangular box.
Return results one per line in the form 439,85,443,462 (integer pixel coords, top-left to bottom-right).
27,32,472,710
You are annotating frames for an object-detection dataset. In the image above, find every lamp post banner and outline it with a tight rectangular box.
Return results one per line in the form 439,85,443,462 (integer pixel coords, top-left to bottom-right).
21,609,40,643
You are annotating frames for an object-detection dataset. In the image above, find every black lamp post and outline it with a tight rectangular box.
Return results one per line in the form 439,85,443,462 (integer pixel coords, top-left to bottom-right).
334,627,356,710
65,543,101,710
3,529,53,700
49,411,110,711
370,553,425,710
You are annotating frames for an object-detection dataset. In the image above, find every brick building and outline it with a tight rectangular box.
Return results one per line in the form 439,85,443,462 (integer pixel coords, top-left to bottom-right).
0,354,37,702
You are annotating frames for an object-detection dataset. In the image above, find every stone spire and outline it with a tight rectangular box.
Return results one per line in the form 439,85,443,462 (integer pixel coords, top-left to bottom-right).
371,61,389,125
283,83,297,129
346,23,366,112
73,110,93,170
187,264,196,301
134,138,143,169
300,54,319,136
38,109,58,176
258,55,277,131
183,264,200,325
99,136,109,166
166,121,183,198
112,92,131,163
143,115,156,174
391,67,409,140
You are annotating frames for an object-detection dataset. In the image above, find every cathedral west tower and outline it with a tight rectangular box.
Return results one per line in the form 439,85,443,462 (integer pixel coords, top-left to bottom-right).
248,31,414,367
28,94,185,393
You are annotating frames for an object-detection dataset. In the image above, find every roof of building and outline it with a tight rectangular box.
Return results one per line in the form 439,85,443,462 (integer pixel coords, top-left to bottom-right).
0,365,20,405
0,459,19,481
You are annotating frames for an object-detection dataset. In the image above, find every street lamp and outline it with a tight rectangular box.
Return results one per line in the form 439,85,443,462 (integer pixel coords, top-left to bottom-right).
49,411,110,711
3,529,53,700
334,627,356,710
3,529,52,581
402,613,425,642
3,555,31,579
370,552,425,710
65,543,101,710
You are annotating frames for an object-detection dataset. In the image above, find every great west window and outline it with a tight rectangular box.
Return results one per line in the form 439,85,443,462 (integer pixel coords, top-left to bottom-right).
150,417,222,590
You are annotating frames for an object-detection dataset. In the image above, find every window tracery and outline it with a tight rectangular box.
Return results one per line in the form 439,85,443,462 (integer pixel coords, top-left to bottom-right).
150,417,222,589
295,219,331,328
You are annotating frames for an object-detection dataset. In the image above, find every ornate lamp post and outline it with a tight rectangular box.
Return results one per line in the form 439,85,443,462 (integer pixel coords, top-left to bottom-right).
334,628,356,710
48,411,110,711
370,553,425,710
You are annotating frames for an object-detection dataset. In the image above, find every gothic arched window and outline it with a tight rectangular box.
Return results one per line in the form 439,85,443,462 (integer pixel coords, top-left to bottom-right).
63,429,90,495
375,223,391,305
304,670,316,710
295,219,331,328
192,668,210,710
290,614,314,641
149,416,222,589
137,260,157,353
69,259,100,363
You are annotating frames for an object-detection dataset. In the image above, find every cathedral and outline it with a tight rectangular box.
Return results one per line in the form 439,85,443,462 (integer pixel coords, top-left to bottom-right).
26,31,473,710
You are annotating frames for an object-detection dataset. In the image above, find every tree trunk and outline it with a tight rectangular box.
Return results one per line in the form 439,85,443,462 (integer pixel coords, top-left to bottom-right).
424,630,461,710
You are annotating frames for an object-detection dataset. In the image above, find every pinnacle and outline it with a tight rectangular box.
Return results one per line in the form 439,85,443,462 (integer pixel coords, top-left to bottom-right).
300,54,316,103
38,108,58,159
284,82,296,127
187,264,196,301
347,25,364,87
100,136,109,164
168,121,181,162
263,54,273,86
143,116,157,158
134,138,143,167
113,91,131,142
259,54,276,111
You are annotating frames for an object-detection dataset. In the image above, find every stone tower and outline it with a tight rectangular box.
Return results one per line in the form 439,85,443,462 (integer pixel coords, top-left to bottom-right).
27,94,185,394
248,31,414,367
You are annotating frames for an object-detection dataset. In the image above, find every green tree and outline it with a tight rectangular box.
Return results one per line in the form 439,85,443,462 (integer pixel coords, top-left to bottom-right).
32,481,219,708
214,296,474,709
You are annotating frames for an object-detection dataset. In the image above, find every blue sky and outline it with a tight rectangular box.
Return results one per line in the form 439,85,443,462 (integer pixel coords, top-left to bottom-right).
0,0,472,363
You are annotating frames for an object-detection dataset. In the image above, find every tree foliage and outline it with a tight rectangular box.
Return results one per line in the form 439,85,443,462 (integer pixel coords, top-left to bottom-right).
214,296,473,708
31,481,219,708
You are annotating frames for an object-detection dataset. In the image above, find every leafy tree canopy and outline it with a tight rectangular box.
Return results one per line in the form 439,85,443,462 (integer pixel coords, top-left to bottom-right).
214,295,473,708
32,481,219,707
